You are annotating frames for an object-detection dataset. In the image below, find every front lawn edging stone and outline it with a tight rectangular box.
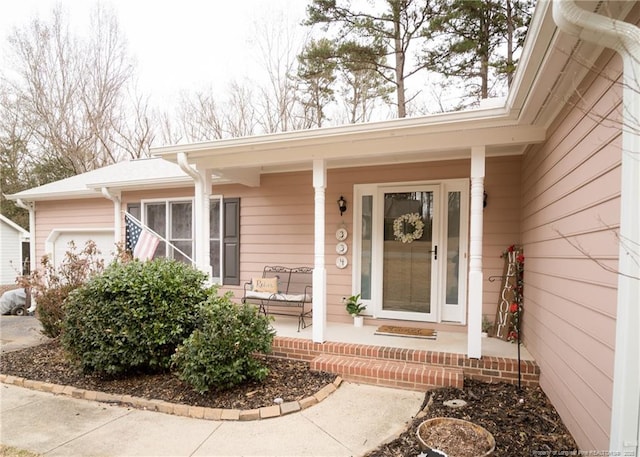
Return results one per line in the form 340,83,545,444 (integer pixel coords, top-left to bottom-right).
0,373,343,421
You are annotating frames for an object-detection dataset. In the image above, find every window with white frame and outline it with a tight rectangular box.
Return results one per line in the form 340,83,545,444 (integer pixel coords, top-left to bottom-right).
143,200,193,262
128,196,228,283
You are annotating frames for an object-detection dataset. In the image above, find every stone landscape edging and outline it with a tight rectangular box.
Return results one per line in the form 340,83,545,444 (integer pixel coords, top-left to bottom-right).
0,373,343,421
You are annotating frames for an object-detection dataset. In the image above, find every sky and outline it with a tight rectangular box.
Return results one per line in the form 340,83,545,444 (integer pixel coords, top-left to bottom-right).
0,0,309,109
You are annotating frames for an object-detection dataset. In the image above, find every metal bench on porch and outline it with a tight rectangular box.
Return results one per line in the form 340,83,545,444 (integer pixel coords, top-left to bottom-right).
242,266,313,332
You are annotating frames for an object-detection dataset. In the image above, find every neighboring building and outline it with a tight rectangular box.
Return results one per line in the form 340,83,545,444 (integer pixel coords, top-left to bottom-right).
7,1,639,454
0,214,30,285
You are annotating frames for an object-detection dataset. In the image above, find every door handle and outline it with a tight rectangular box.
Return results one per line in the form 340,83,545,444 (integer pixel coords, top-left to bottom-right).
429,245,438,260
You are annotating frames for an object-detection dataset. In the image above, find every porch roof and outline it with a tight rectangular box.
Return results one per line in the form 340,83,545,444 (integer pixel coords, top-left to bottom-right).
152,1,629,179
152,110,546,174
149,2,554,176
8,1,629,200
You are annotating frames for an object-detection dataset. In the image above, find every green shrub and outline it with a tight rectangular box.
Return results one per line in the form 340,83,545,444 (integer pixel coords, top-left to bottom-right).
19,241,105,338
172,293,275,393
62,258,210,375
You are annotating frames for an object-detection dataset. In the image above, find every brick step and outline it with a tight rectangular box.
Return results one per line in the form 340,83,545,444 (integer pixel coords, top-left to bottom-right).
310,354,464,392
273,336,472,365
273,337,541,388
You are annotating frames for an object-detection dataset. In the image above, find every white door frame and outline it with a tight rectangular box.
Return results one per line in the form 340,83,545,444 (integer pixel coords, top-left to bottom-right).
352,179,469,324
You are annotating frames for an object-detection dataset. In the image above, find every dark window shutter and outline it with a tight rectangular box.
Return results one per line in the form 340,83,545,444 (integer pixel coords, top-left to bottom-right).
223,198,240,285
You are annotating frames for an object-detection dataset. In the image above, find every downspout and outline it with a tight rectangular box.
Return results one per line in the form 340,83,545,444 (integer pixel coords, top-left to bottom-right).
101,187,122,250
553,2,640,455
177,152,212,277
16,198,36,313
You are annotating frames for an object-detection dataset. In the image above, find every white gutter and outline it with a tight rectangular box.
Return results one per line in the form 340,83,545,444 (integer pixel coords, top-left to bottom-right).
101,187,122,250
15,199,36,274
553,1,640,455
177,152,212,277
153,105,512,156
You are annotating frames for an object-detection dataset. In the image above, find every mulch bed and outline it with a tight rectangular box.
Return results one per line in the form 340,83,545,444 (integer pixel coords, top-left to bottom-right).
365,379,578,457
0,340,336,410
1,341,578,456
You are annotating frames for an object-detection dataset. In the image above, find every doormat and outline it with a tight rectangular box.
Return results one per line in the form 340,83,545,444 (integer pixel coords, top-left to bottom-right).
375,325,437,340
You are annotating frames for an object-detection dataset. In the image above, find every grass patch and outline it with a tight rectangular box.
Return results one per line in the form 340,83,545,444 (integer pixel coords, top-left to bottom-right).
0,445,41,457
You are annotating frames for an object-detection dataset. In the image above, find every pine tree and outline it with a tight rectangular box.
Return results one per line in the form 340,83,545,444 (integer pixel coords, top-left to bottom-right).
304,0,436,118
422,0,533,107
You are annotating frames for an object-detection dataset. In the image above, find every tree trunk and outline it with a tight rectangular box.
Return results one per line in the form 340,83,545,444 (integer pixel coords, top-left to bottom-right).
506,0,514,87
480,7,489,99
393,8,406,118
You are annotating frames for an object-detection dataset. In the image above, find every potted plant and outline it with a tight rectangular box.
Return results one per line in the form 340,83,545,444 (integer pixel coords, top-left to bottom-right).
482,315,493,338
345,293,366,327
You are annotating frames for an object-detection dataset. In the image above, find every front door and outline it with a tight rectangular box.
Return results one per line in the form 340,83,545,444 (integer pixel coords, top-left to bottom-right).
354,179,468,324
378,186,439,321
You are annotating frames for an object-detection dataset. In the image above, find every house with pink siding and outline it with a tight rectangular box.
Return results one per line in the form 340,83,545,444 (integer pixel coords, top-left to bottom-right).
7,1,639,454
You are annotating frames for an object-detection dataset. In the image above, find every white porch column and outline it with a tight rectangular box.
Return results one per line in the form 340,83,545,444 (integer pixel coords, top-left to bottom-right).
467,146,485,359
177,152,212,277
193,170,212,277
312,159,327,343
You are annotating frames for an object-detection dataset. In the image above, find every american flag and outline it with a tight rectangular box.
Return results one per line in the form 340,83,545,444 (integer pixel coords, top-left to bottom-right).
125,213,160,261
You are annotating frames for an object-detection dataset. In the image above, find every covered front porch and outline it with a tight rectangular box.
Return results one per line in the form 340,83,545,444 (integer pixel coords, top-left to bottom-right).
270,316,539,391
153,116,545,361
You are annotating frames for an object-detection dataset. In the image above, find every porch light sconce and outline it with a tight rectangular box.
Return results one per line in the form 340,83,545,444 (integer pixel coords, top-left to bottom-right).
483,191,488,208
337,196,347,216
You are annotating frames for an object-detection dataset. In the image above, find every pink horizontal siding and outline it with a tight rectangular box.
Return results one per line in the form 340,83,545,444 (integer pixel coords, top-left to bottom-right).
34,198,114,265
521,47,623,451
482,156,523,321
32,157,523,333
216,158,522,327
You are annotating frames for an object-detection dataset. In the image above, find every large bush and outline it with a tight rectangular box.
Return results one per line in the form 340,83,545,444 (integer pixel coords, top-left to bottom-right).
19,241,105,338
172,293,275,393
62,258,210,375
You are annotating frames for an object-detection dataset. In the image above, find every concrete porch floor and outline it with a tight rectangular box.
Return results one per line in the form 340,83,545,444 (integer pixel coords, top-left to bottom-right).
271,316,534,361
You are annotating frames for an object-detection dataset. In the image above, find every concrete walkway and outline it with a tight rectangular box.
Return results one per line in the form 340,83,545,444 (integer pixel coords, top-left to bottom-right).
0,315,49,354
0,381,424,457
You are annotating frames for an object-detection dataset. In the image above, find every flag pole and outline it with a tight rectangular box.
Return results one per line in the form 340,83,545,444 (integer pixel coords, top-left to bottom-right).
123,211,195,265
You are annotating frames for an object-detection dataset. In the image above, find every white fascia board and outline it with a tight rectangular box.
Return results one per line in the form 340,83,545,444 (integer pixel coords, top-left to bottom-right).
157,123,545,171
85,175,194,191
151,106,512,158
506,0,558,116
153,121,541,168
6,189,103,202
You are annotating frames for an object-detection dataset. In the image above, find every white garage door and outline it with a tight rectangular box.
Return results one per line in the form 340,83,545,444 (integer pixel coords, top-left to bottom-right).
47,229,116,268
